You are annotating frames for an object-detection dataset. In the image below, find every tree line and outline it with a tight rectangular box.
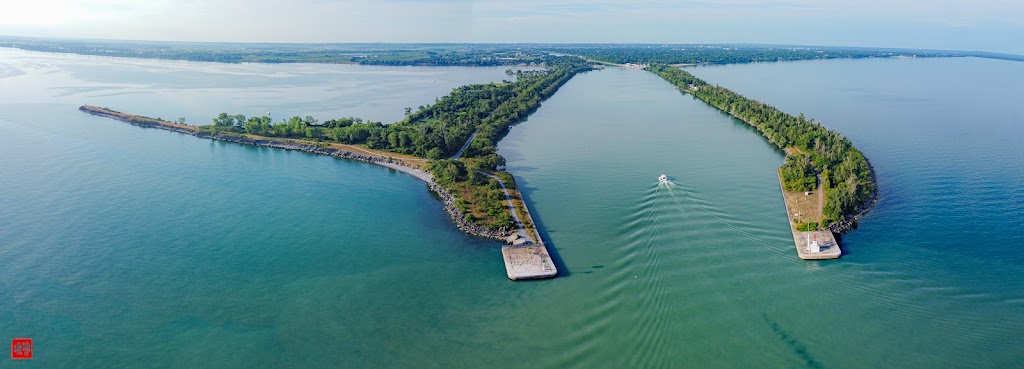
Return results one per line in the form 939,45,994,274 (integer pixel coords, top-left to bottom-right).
353,50,545,66
0,37,550,65
647,64,875,227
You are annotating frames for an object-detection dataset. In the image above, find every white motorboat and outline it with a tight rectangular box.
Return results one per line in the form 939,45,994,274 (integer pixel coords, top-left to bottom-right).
658,174,669,183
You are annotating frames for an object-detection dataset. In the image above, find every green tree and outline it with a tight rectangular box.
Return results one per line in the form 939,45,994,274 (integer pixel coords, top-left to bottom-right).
428,159,467,185
780,154,817,192
212,112,233,127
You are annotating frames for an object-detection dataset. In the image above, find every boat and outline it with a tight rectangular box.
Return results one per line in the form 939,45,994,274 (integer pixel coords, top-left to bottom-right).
659,174,668,184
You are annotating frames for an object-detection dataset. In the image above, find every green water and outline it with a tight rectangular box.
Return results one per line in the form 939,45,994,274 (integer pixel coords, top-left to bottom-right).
1,48,1022,368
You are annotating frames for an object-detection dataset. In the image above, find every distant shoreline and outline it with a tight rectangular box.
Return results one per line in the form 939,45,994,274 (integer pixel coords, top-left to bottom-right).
79,105,510,240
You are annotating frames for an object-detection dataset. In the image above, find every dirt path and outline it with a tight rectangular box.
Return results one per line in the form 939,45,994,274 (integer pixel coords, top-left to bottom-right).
817,176,825,221
328,143,429,162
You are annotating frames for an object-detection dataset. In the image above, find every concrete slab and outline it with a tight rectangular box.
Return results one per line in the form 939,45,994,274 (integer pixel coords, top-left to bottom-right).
792,230,841,260
501,244,557,280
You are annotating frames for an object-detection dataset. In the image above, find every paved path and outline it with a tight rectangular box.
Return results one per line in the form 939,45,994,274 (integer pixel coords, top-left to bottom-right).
451,130,479,159
476,171,557,280
477,171,532,243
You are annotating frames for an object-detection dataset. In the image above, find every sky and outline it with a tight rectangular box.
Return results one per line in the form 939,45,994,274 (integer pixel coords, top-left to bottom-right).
1,0,1022,54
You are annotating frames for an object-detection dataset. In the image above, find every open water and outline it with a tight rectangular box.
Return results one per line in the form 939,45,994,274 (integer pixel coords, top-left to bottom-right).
1,48,1021,368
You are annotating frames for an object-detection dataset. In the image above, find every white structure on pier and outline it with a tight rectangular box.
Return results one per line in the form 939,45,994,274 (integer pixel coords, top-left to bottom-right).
805,234,821,253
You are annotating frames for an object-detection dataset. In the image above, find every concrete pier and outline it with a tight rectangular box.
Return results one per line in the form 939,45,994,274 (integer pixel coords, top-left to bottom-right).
777,170,841,260
501,244,557,280
488,173,557,280
791,230,840,260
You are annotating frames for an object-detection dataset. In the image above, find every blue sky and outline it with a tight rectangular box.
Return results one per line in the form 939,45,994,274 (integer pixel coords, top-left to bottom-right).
1,0,1021,54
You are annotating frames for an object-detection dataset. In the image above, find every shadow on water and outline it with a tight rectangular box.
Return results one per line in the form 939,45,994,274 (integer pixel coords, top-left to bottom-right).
497,147,529,165
723,113,787,156
491,69,598,150
515,176,571,278
763,312,825,369
678,93,786,157
500,164,544,174
833,232,849,257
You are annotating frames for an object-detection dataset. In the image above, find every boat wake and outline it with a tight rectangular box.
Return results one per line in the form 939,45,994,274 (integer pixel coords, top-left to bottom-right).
657,180,779,250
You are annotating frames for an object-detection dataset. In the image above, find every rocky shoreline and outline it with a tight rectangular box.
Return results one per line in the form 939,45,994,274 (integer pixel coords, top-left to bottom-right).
79,105,512,241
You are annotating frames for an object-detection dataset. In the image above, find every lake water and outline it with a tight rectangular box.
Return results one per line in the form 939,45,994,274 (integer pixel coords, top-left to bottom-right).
0,48,531,124
1,48,1022,368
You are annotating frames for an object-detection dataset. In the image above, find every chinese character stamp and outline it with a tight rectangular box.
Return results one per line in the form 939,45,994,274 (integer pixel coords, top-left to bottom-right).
11,338,32,360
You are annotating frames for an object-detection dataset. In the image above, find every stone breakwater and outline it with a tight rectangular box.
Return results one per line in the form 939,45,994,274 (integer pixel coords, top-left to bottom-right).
79,105,512,241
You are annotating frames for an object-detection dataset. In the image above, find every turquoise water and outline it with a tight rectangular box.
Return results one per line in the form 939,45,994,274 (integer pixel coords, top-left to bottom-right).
501,62,1023,367
2,48,1023,368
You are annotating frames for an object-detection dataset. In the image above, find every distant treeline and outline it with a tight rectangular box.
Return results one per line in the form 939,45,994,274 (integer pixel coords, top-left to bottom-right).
559,45,966,65
0,37,548,66
352,50,545,66
0,40,352,63
9,37,1008,68
648,64,875,228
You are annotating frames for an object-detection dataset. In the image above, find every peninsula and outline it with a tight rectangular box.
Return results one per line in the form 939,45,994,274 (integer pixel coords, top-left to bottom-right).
81,104,558,277
79,55,590,279
646,64,877,258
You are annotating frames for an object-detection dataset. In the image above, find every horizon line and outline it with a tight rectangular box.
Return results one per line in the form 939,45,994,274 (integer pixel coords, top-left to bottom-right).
4,34,1022,57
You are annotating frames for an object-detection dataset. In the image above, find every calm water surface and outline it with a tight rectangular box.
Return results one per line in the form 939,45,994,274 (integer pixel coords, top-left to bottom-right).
1,49,1022,368
501,59,1023,368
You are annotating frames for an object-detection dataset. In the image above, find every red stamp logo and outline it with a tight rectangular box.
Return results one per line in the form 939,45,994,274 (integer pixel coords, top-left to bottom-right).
11,338,32,359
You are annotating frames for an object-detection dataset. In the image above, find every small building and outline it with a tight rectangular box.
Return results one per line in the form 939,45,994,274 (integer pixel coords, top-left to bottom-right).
806,234,821,253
